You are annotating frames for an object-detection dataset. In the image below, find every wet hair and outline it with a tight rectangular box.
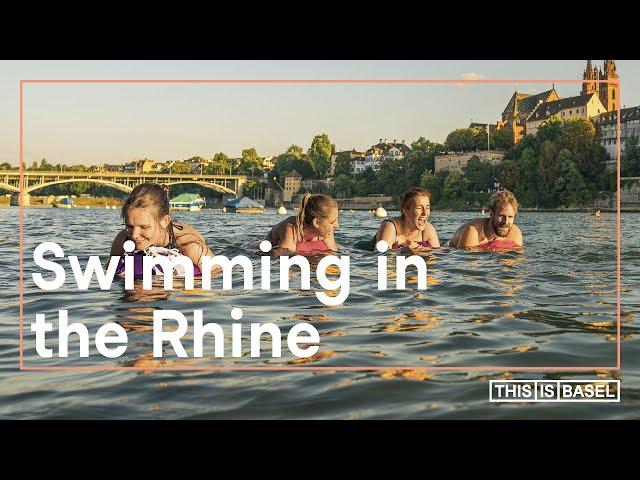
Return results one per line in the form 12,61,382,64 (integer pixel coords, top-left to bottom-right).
399,187,431,218
121,183,210,262
295,193,338,241
490,188,519,214
121,183,170,222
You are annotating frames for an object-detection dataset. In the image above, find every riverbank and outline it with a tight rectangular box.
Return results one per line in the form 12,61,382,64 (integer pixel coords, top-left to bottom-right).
433,207,638,213
0,196,122,208
2,196,638,212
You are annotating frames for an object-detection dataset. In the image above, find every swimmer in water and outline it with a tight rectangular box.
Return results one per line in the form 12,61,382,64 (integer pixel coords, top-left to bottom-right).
370,187,440,251
266,193,339,254
447,188,523,250
109,183,213,272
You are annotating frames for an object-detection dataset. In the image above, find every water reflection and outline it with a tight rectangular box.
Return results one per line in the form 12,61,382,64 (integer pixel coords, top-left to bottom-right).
4,209,636,419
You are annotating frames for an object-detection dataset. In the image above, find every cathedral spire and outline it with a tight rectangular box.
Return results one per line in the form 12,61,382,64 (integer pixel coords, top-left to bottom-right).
604,59,617,77
582,60,599,96
600,60,619,112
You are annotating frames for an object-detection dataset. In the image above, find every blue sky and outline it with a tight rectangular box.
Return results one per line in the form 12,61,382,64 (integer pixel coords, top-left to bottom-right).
1,60,638,166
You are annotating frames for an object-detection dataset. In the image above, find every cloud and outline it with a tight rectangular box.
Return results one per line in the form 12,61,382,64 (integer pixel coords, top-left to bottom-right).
456,72,488,88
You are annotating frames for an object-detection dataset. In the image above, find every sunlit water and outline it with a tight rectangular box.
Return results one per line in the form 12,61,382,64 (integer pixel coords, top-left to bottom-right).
0,207,638,419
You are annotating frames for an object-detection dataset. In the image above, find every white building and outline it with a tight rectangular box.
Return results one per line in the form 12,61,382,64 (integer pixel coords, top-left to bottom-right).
363,139,411,172
351,156,366,174
262,156,275,171
594,106,640,171
526,93,607,137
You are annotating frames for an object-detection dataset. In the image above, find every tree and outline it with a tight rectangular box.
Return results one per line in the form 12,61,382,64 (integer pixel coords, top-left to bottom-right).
308,134,332,179
334,151,352,177
497,159,521,191
622,133,640,177
442,171,470,202
469,125,491,150
493,127,514,150
420,170,442,205
558,118,600,183
445,128,477,152
402,138,442,188
274,153,315,181
536,117,563,144
286,144,304,158
376,158,404,196
0,162,13,170
463,156,492,192
515,147,539,208
68,164,87,172
353,167,377,196
207,152,230,174
411,137,440,155
555,149,589,207
537,140,559,206
237,148,263,175
333,174,353,198
169,161,191,174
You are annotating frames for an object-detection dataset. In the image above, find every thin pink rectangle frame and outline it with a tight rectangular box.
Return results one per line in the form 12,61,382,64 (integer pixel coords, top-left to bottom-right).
18,78,622,372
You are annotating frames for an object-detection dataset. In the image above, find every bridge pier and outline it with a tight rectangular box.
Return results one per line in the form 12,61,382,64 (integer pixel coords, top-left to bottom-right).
10,192,30,206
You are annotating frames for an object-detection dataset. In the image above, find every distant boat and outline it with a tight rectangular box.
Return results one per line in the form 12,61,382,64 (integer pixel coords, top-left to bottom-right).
170,193,206,211
52,197,76,208
224,196,264,214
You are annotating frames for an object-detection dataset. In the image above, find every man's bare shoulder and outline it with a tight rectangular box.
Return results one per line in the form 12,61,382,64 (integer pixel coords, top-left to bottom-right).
460,218,486,234
510,224,523,244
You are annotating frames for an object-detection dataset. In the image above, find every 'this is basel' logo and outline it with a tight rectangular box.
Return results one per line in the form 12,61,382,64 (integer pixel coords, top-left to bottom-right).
490,380,620,402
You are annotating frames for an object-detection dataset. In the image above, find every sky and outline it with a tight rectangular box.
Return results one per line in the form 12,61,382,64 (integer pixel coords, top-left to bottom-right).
1,60,638,167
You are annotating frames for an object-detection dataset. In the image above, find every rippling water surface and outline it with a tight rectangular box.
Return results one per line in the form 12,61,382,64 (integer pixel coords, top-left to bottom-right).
1,207,638,419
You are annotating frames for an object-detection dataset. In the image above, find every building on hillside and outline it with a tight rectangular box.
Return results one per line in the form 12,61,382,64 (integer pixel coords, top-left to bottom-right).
283,170,302,202
581,59,619,112
525,92,606,137
299,178,333,192
594,106,640,170
434,150,505,174
262,155,275,171
123,158,155,173
498,88,560,143
364,139,411,171
330,149,365,176
351,156,366,174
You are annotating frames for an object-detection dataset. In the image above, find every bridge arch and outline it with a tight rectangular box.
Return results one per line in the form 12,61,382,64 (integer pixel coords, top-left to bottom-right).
25,179,133,194
0,183,19,193
164,181,236,195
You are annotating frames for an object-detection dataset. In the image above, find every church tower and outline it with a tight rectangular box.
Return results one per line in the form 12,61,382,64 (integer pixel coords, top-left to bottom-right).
599,59,619,111
581,59,599,96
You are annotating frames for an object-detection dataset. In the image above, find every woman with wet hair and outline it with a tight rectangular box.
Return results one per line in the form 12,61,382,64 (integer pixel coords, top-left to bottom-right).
109,183,213,273
266,193,339,254
371,187,440,250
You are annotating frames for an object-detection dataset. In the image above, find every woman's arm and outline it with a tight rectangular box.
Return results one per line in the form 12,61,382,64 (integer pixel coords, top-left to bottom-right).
109,229,127,257
375,221,397,249
181,241,212,270
276,223,298,253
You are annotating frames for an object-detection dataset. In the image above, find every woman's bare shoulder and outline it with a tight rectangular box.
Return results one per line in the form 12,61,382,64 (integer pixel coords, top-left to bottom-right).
173,222,206,243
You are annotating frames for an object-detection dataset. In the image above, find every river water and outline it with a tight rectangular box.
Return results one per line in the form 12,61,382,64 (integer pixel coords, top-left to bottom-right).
1,207,638,419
